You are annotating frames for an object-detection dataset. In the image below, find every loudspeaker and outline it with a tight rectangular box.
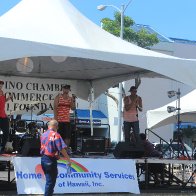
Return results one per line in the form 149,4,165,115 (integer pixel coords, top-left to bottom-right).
21,138,41,156
82,137,105,154
113,142,144,158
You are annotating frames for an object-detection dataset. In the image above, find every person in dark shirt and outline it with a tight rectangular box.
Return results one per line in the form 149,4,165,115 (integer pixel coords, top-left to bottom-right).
40,120,71,196
139,133,165,186
139,133,161,157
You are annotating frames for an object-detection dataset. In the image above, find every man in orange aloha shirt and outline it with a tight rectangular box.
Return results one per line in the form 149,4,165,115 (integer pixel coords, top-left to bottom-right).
53,85,76,152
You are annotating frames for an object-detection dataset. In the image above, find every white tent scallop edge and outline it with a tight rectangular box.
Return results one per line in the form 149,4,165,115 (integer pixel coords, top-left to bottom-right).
147,90,196,129
0,0,196,100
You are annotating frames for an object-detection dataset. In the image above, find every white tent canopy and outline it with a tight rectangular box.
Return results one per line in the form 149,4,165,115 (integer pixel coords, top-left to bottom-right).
147,90,196,129
0,0,196,100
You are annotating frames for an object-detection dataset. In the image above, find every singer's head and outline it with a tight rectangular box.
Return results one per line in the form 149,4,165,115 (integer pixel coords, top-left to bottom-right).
62,84,71,94
0,80,4,86
62,84,71,90
0,80,4,90
129,86,137,94
0,80,4,85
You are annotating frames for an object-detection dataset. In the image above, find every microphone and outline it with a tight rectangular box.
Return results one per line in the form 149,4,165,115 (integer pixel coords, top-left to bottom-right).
26,106,30,112
72,94,77,99
9,93,13,102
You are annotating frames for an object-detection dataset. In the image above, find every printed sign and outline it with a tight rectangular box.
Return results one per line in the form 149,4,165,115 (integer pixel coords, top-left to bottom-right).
13,157,140,194
0,76,76,115
77,119,101,126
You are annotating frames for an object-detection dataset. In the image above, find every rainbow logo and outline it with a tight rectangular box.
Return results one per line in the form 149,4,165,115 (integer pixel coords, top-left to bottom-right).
35,159,89,179
57,159,89,172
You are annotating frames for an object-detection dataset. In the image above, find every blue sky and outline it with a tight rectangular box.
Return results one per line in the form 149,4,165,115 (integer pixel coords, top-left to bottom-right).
0,0,196,41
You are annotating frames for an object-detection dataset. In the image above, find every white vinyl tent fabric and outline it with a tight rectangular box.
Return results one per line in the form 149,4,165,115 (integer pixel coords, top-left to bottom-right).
147,90,196,129
0,0,196,100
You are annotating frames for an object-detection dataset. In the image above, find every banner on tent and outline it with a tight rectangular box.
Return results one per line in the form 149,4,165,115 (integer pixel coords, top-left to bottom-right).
13,157,140,194
0,76,76,115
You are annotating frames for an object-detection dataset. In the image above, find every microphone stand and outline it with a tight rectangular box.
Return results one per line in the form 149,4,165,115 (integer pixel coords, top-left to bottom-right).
170,89,190,159
26,105,34,121
73,108,78,153
72,94,78,153
176,89,190,159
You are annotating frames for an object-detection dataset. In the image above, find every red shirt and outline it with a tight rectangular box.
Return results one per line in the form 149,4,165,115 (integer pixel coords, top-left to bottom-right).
0,94,7,118
57,94,71,122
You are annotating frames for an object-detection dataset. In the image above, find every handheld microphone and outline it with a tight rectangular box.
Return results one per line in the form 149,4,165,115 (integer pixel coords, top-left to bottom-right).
72,94,77,99
9,93,13,102
26,106,29,112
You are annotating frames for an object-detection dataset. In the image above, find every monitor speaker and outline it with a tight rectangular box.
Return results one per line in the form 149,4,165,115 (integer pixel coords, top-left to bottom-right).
82,137,105,154
113,142,144,158
21,137,41,156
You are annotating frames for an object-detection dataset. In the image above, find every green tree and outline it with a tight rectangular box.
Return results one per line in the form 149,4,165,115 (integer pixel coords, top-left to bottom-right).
101,12,159,48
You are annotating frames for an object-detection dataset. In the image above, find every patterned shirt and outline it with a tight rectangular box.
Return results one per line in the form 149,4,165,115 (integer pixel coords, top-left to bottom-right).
0,94,7,118
57,94,71,122
40,129,66,157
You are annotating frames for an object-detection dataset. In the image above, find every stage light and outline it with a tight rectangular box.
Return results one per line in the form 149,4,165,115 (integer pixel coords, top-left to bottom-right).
167,88,182,158
167,106,176,113
167,90,176,98
167,89,181,98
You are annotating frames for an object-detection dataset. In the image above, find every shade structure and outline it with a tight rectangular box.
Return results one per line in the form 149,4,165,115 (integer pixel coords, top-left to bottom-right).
0,0,196,100
147,90,196,129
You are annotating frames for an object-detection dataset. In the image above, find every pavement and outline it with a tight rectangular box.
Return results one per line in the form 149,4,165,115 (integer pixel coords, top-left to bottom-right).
0,189,196,196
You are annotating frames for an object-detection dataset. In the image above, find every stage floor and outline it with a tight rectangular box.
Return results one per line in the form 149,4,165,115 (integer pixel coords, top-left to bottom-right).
0,153,196,192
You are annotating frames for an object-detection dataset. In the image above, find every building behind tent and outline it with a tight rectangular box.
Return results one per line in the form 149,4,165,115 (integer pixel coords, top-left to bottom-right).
106,25,196,143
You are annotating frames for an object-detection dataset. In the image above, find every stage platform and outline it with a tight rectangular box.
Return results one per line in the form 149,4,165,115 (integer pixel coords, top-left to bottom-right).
0,153,196,193
0,153,16,183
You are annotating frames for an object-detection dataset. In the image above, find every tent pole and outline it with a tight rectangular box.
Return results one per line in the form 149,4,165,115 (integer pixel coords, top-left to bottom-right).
117,4,125,142
89,86,94,136
176,88,181,158
117,82,123,142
